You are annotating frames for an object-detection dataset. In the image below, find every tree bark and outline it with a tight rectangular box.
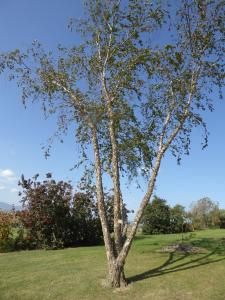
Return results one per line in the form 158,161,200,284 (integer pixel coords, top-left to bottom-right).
116,118,188,270
108,263,127,287
101,70,123,256
91,102,189,287
116,149,164,268
91,126,115,266
91,125,127,288
106,101,123,255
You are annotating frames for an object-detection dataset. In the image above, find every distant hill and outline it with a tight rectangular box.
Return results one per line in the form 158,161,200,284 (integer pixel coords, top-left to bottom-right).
0,202,21,211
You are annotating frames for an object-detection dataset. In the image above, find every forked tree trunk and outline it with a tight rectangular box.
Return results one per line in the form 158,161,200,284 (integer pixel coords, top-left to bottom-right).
91,125,127,288
91,104,185,288
108,262,127,287
92,126,164,287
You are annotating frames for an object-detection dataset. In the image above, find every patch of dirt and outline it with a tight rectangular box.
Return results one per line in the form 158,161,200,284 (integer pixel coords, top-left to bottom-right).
100,278,132,292
112,284,132,294
157,243,206,254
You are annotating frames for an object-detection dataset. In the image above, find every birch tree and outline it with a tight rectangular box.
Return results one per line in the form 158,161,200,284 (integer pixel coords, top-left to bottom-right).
1,0,224,287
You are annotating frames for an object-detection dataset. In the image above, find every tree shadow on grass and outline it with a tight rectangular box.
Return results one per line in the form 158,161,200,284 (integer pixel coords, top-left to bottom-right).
190,237,225,255
128,238,225,283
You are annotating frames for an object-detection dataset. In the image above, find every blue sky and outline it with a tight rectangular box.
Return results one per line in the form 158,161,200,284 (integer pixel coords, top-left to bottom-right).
0,0,224,213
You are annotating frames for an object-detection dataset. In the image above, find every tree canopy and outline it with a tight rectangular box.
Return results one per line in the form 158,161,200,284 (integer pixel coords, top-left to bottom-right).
190,197,220,229
142,197,189,234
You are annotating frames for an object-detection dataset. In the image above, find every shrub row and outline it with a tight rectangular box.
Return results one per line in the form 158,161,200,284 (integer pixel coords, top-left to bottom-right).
0,173,116,252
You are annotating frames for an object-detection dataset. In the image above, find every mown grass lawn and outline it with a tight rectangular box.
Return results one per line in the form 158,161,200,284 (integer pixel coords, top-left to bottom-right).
0,229,225,300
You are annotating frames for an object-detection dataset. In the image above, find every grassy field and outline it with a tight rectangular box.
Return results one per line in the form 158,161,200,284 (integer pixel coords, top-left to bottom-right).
0,229,225,300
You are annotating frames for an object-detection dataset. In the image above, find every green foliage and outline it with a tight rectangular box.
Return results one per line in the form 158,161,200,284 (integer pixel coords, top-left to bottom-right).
143,196,223,234
219,210,225,229
0,210,15,252
70,192,103,246
1,1,224,182
190,197,220,230
142,196,171,234
142,197,191,235
170,204,186,234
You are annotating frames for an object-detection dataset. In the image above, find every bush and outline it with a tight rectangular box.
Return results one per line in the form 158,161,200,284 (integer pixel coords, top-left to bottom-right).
18,173,73,249
2,173,123,251
0,210,14,252
13,211,37,250
69,192,103,246
16,173,115,250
